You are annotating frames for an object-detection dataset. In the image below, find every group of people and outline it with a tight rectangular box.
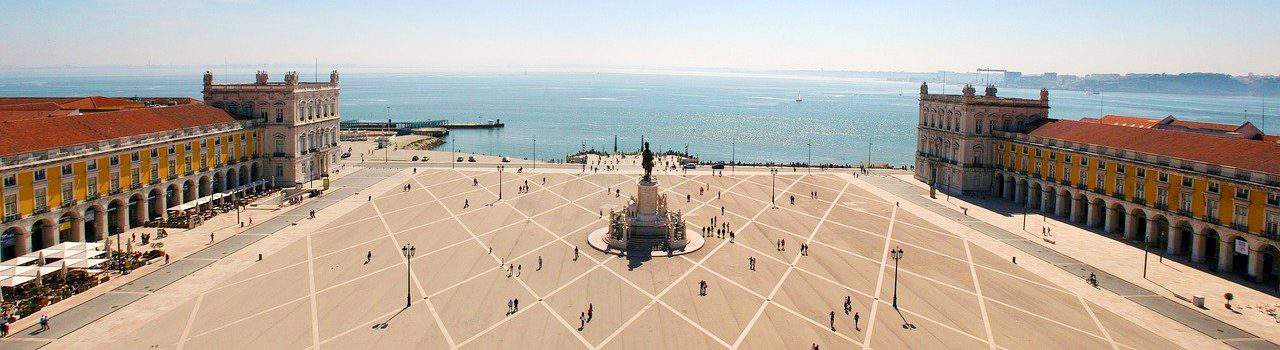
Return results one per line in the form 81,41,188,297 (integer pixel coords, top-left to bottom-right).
702,217,734,242
576,303,594,331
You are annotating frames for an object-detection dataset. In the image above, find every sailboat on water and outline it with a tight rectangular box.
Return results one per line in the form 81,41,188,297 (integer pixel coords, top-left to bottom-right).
795,92,803,102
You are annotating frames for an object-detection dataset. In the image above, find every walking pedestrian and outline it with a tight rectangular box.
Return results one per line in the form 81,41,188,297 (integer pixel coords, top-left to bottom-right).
587,303,593,321
38,314,49,332
698,280,707,296
829,311,836,331
854,312,860,331
209,232,215,244
165,254,171,264
366,251,373,264
844,296,851,315
537,256,543,271
573,246,580,261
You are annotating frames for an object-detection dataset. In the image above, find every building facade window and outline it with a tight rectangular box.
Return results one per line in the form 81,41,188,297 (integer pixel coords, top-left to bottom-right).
34,169,46,182
1079,168,1087,184
3,175,15,188
110,173,120,191
1114,177,1124,196
110,155,120,166
1206,198,1219,220
1236,187,1249,200
1182,177,1192,188
131,151,140,163
1157,188,1168,206
87,176,97,197
1269,193,1280,207
1181,193,1192,212
1234,204,1248,228
1135,183,1145,201
1158,172,1168,183
61,182,73,205
34,188,47,212
3,194,16,218
62,164,73,176
88,161,97,171
1208,181,1220,193
1266,212,1279,236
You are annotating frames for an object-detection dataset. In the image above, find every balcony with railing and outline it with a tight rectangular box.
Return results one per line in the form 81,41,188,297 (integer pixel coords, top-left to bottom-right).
1154,202,1168,210
1177,208,1193,217
33,205,48,215
1205,216,1220,225
1231,222,1249,232
61,199,76,208
4,212,20,223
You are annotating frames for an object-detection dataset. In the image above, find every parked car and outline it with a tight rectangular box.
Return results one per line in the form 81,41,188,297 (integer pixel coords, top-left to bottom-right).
682,163,696,170
711,163,725,170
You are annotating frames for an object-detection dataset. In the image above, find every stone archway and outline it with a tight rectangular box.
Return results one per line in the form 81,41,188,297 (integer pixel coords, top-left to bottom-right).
199,175,211,198
128,193,146,228
57,211,82,244
1169,221,1193,256
1149,215,1170,250
1128,208,1148,242
184,179,197,203
1029,182,1042,210
167,183,181,208
1107,202,1126,235
1230,237,1250,277
84,205,105,242
2,226,25,259
106,199,125,235
1088,197,1105,228
1202,229,1222,268
1259,244,1280,287
31,218,56,251
148,187,165,221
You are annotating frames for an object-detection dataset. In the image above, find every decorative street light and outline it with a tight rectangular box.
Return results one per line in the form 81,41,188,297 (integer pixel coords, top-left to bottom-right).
770,168,778,209
890,246,904,309
401,244,416,309
497,164,505,200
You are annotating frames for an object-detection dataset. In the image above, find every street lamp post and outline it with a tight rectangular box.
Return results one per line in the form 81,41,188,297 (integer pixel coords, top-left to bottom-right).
731,141,735,175
497,164,504,200
770,168,778,209
890,246,904,309
401,244,416,309
532,138,536,171
807,140,812,173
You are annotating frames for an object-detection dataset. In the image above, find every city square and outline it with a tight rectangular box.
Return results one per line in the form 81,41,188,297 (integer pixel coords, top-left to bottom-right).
9,165,1193,349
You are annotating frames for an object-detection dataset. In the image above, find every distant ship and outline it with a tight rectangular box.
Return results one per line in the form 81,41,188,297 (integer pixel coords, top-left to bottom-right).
795,92,803,102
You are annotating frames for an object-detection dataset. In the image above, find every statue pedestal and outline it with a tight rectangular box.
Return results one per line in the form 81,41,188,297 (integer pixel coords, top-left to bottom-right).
636,179,659,216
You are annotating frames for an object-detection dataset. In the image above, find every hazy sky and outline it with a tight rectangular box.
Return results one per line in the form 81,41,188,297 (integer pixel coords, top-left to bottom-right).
2,0,1277,75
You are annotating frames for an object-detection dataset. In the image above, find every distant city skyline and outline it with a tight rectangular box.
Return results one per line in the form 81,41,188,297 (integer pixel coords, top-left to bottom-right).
1,1,1278,75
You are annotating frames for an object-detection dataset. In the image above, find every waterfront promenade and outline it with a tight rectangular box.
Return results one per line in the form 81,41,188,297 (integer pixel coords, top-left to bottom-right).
1,156,1260,349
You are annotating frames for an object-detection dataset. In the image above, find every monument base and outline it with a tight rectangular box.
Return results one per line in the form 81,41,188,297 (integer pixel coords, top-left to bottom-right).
586,227,705,257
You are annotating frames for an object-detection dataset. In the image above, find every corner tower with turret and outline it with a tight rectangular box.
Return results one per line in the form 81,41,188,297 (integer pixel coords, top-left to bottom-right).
915,82,1050,195
202,70,342,186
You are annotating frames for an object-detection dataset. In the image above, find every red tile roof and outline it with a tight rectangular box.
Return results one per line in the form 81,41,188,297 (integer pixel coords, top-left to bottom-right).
0,103,239,157
1168,119,1240,132
1025,119,1280,176
1097,115,1164,128
0,98,80,107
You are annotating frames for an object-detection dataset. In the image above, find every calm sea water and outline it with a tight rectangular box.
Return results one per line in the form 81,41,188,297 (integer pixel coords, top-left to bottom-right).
2,68,1276,166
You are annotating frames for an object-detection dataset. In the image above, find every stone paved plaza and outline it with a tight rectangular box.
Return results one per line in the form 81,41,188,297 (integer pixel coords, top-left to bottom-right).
37,168,1192,349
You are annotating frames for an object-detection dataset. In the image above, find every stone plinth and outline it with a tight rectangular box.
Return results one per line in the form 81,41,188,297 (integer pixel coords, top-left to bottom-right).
636,180,659,216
